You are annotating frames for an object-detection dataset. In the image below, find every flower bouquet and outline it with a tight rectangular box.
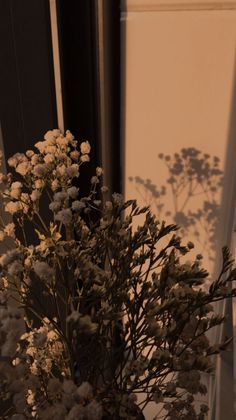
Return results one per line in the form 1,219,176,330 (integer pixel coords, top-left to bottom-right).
0,130,235,419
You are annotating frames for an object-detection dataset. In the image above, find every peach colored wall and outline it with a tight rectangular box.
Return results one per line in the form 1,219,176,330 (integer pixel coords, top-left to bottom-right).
122,2,236,419
122,7,236,269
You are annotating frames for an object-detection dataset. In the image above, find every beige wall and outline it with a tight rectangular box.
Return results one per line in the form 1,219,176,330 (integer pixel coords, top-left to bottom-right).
122,1,236,418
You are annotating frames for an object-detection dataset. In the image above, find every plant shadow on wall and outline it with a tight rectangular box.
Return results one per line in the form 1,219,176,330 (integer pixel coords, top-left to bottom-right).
129,148,223,263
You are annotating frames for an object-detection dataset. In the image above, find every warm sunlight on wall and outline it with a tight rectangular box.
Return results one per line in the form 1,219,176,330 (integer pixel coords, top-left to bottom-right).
122,3,236,419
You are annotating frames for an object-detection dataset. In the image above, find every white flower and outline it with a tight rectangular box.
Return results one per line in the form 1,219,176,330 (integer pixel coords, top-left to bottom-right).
91,176,98,184
67,186,79,199
30,190,41,201
70,150,79,160
30,190,41,202
30,361,38,375
66,130,74,141
0,231,5,241
80,154,90,163
57,164,67,177
51,179,59,191
8,261,23,275
31,154,40,165
44,153,54,164
32,164,49,177
11,181,22,189
7,153,23,168
16,161,31,176
80,141,91,155
4,223,15,237
10,181,23,199
72,200,85,211
26,389,35,406
96,167,103,176
35,141,47,153
41,358,52,373
45,145,57,154
57,136,69,147
76,381,93,399
101,186,108,193
44,130,59,142
55,209,72,225
5,201,21,214
49,201,61,212
26,150,34,158
35,179,44,189
66,164,79,178
54,191,67,202
20,193,30,213
33,261,54,281
47,329,58,340
52,129,61,137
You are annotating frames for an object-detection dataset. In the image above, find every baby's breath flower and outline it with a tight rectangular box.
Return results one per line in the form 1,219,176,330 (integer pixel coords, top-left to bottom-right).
5,201,21,214
32,164,48,177
26,150,34,158
57,165,66,177
34,179,44,189
66,130,74,141
44,130,56,142
49,201,61,212
55,208,72,225
31,154,40,165
10,182,23,200
66,164,79,178
67,186,79,199
30,190,41,202
45,145,57,154
51,179,59,191
16,161,31,176
33,261,54,281
44,153,54,164
4,223,15,237
57,136,69,147
54,191,67,202
96,167,103,176
8,153,22,168
72,200,85,211
0,230,5,241
91,176,98,184
80,141,91,155
80,154,90,163
101,186,108,193
70,150,79,160
52,129,61,138
35,141,46,153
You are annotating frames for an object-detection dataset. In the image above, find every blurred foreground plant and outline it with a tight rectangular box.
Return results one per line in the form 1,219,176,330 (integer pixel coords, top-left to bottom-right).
0,130,235,420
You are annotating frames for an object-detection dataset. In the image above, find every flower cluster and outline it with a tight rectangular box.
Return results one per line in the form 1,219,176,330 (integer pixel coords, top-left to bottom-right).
0,130,235,419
